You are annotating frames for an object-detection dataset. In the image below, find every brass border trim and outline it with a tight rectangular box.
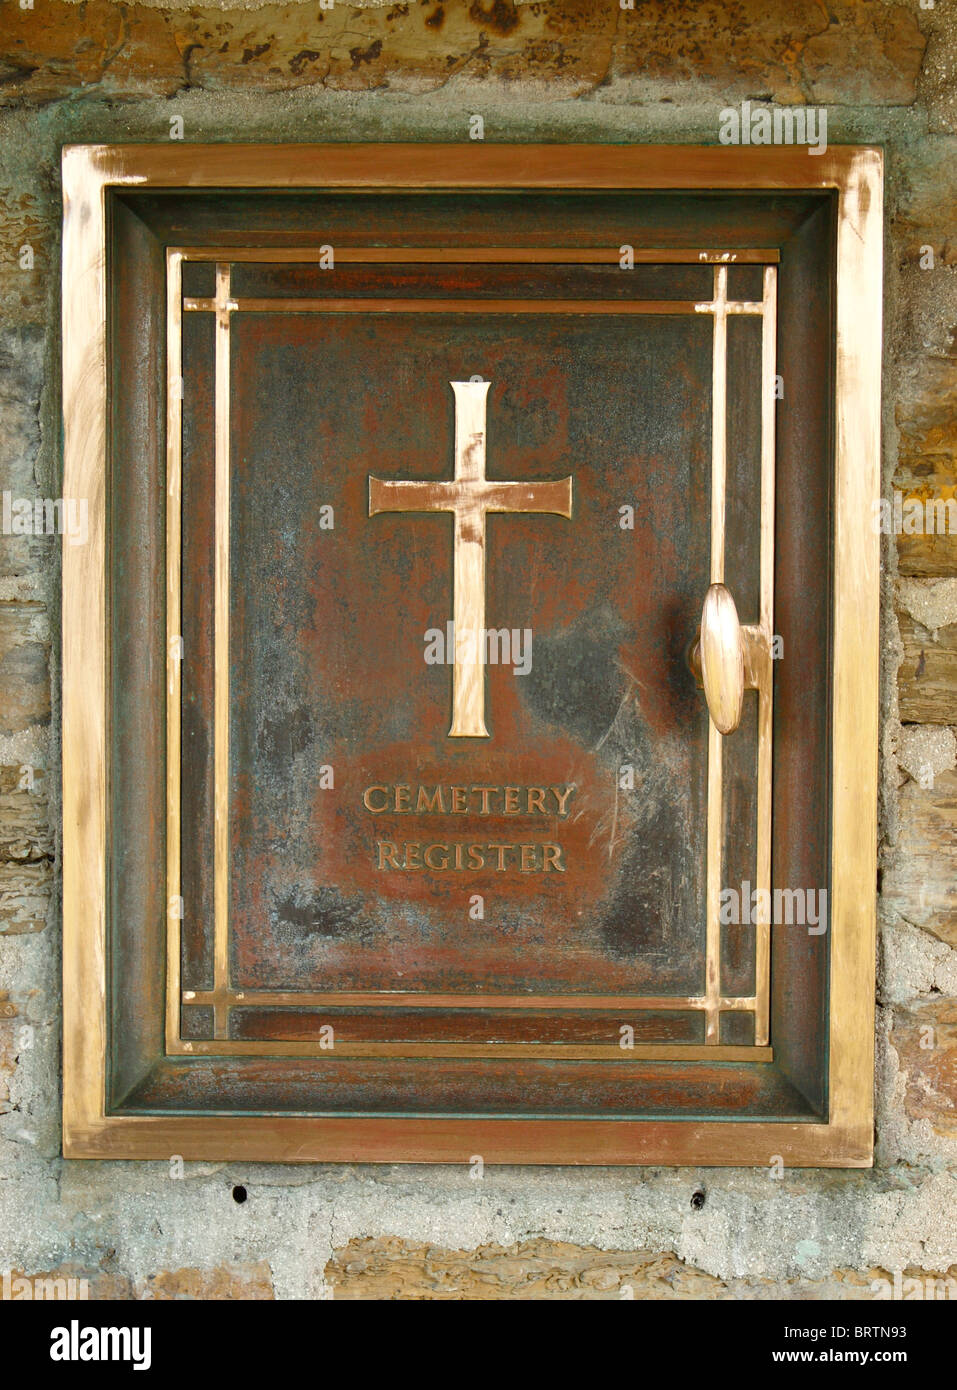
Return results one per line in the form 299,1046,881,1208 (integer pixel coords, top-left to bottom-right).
705,264,729,1044
754,265,778,1046
164,250,183,1053
174,246,782,265
182,989,758,1011
174,249,769,1055
168,1040,773,1062
212,263,234,1041
184,297,765,316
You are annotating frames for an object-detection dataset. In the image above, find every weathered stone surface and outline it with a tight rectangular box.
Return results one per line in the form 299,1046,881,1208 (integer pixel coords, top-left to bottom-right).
895,251,957,358
888,999,957,1141
0,604,48,736
139,1262,275,1299
4,1239,956,1302
917,1,957,134
0,326,46,581
0,860,50,935
898,605,957,724
892,487,957,579
896,359,957,455
803,4,925,105
325,1236,957,1300
0,764,50,864
880,915,957,1006
0,2,184,106
890,296,957,579
0,192,48,325
898,578,957,632
0,0,928,108
897,726,957,786
0,990,17,1112
0,0,613,104
325,1235,737,1299
888,152,957,583
883,770,957,949
892,139,957,249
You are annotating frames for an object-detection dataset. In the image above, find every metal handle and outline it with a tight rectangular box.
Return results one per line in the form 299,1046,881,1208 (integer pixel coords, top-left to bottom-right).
688,583,767,735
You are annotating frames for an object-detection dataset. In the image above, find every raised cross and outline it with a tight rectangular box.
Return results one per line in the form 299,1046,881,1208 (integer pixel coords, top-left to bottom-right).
369,381,573,738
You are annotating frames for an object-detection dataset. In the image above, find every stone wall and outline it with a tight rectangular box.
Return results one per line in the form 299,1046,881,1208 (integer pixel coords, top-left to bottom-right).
0,0,954,1300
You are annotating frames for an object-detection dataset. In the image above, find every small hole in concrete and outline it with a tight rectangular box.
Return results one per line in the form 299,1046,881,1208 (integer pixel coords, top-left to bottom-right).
690,1190,706,1210
232,1184,248,1204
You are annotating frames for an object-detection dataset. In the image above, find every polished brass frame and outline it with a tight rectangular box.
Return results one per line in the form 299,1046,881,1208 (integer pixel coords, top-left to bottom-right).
62,144,882,1164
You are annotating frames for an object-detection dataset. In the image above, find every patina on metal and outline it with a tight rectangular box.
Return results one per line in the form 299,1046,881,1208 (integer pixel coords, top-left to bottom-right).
60,144,882,1166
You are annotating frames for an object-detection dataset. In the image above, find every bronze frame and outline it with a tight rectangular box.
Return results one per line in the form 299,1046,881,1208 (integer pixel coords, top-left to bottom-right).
62,144,882,1164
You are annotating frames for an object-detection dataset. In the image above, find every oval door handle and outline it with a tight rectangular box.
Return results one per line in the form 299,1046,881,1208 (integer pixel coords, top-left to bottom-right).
688,583,768,735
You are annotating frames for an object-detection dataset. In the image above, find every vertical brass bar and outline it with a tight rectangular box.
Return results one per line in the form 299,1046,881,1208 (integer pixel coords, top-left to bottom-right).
165,251,184,1050
213,264,232,1040
61,149,109,1147
709,266,728,585
828,151,882,1145
705,265,729,1043
705,716,723,1042
759,267,777,637
754,266,777,1047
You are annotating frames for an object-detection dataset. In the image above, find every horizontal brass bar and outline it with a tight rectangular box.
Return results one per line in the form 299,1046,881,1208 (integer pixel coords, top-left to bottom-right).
172,246,782,265
182,989,758,1012
183,297,764,316
169,1040,773,1061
